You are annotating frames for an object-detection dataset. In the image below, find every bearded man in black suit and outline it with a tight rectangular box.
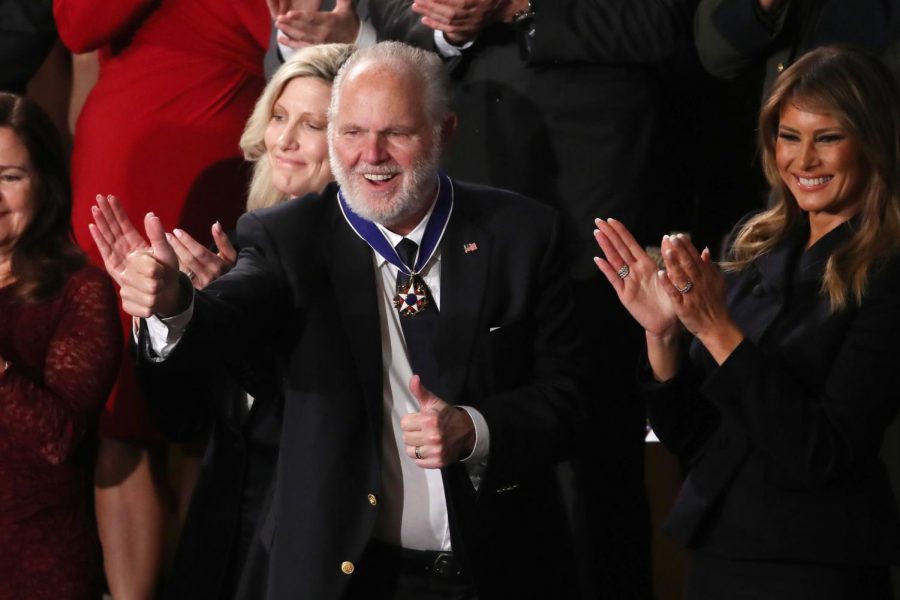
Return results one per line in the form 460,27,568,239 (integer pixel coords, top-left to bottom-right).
114,41,586,600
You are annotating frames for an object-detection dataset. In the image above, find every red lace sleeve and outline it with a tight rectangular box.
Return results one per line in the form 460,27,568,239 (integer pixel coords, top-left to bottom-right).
0,268,122,464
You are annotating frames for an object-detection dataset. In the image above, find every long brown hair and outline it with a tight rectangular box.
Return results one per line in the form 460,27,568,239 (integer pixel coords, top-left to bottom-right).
726,46,900,310
0,93,84,301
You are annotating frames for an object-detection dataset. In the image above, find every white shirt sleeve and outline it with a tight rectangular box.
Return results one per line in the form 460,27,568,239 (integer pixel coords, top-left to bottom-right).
355,18,376,48
143,297,194,359
432,29,475,57
459,405,489,490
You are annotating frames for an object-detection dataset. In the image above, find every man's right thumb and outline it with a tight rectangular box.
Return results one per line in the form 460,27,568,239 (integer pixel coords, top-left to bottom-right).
144,213,178,269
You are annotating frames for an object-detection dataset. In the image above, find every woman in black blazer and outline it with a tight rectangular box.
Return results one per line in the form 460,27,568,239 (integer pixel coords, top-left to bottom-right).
594,46,900,599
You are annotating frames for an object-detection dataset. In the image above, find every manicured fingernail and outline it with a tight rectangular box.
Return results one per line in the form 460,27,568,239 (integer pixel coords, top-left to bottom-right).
173,229,183,238
165,232,173,241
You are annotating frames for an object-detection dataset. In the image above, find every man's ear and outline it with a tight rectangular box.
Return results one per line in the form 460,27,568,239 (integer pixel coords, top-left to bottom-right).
441,112,459,150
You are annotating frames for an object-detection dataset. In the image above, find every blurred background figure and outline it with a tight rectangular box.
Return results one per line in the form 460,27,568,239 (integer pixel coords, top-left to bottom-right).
88,43,355,600
0,92,121,600
0,0,57,95
53,0,269,597
695,0,900,99
595,46,900,600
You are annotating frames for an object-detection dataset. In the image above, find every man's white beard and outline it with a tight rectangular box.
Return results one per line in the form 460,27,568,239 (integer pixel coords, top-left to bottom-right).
331,135,442,227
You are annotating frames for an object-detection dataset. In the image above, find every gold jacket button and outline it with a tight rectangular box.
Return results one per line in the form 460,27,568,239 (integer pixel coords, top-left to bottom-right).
367,493,378,506
341,561,355,575
776,62,785,73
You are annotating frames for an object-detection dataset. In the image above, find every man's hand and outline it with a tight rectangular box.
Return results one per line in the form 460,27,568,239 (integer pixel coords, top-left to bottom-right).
267,0,322,19
88,194,149,287
401,375,475,469
118,213,185,319
758,0,785,13
274,0,360,48
411,0,506,45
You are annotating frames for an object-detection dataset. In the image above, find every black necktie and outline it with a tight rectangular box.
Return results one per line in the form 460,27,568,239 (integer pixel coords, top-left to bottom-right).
395,238,441,393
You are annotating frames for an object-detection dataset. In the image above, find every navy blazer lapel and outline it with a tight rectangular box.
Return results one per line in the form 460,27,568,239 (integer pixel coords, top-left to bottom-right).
327,200,384,445
435,189,491,405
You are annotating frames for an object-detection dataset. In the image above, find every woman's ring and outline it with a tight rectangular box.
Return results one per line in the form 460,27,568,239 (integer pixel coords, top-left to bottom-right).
676,280,693,294
414,446,423,460
617,264,630,279
184,269,195,281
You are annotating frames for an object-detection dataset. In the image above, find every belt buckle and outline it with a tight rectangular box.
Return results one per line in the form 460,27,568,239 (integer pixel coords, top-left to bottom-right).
431,552,458,578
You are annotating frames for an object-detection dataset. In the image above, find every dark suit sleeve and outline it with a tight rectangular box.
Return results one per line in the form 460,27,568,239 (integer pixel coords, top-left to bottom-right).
527,0,693,65
263,21,283,81
694,0,789,79
658,262,900,488
475,213,588,481
140,211,292,395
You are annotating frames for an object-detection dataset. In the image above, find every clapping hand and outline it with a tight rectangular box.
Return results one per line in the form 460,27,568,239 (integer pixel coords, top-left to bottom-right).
411,0,507,45
165,223,236,290
273,0,359,49
267,0,322,19
659,234,743,364
89,194,149,287
593,218,680,340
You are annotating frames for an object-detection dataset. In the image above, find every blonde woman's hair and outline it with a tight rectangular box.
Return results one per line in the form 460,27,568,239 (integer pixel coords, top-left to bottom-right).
240,43,354,211
726,45,900,310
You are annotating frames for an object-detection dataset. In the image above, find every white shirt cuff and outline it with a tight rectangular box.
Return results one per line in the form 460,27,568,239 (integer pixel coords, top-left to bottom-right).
277,33,296,63
433,29,474,58
355,19,376,48
459,405,489,463
144,297,194,359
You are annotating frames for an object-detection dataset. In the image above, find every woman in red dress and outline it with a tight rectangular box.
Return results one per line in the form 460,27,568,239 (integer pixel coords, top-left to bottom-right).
53,1,269,596
0,93,121,599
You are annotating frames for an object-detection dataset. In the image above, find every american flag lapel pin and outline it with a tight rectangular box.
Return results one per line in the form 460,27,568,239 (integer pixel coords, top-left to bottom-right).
463,242,479,254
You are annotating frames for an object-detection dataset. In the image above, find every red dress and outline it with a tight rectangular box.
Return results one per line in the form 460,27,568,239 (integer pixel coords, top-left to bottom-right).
54,0,269,437
0,266,122,599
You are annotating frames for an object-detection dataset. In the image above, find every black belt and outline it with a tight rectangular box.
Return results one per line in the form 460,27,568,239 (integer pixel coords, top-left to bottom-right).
364,539,469,584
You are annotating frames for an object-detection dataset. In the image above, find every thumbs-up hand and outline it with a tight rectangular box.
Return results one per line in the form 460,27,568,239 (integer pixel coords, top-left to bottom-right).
118,213,188,319
400,375,475,469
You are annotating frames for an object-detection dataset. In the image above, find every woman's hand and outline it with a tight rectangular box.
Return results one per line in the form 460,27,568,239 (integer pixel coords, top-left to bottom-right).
165,222,237,290
593,218,680,338
88,194,149,287
660,234,744,364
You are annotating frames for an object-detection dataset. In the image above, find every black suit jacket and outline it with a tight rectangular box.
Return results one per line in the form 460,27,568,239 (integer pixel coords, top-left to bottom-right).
147,180,586,599
137,334,282,600
368,6,694,597
645,219,900,565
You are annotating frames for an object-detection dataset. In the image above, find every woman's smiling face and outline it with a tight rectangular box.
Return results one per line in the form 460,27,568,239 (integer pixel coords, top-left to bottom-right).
776,102,864,229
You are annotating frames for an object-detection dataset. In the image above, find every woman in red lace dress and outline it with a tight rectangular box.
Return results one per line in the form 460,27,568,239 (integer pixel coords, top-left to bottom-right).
53,2,269,594
0,93,121,599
